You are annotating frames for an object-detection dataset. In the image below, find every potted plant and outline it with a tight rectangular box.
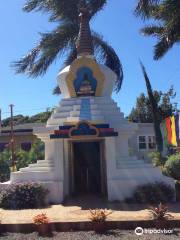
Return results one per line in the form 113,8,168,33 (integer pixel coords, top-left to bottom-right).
33,213,51,236
149,203,173,229
89,209,112,233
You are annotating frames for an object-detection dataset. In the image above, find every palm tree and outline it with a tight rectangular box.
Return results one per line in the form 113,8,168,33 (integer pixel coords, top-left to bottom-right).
140,61,163,152
13,0,123,94
135,0,180,60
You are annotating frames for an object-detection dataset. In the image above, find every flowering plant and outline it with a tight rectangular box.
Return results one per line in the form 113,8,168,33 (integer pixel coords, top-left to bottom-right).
33,213,50,225
149,203,173,220
89,209,112,223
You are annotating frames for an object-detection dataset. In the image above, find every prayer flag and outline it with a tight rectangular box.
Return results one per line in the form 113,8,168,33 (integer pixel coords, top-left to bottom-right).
175,113,180,144
171,116,177,146
165,117,172,145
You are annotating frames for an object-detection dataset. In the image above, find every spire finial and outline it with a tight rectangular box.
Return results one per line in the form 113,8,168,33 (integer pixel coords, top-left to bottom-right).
76,6,94,56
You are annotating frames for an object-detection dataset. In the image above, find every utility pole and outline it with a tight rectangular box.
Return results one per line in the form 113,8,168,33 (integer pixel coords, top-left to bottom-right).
9,104,16,172
0,108,1,135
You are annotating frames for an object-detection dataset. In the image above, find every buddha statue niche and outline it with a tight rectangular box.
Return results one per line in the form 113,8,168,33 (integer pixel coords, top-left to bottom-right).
77,73,95,96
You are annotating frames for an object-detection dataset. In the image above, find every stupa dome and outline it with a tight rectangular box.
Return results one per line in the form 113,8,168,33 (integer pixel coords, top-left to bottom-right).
58,57,117,99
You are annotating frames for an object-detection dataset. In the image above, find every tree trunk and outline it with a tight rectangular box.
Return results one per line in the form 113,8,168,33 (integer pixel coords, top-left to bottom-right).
140,62,163,152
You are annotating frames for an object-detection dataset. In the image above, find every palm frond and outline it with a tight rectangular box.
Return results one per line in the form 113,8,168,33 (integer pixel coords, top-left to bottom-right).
92,32,123,92
12,45,40,74
53,85,61,95
87,0,107,18
141,25,164,36
154,38,173,60
135,0,160,18
52,46,77,95
63,45,77,67
12,23,78,77
23,0,106,22
23,0,80,22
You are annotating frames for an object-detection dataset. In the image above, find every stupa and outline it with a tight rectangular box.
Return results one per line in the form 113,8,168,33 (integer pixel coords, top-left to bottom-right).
8,8,174,203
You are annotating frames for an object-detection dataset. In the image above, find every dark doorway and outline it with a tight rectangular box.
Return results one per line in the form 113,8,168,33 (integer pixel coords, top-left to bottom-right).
73,141,101,194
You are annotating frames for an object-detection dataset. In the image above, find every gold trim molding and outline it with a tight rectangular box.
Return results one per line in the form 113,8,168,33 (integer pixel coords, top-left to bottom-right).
66,57,105,97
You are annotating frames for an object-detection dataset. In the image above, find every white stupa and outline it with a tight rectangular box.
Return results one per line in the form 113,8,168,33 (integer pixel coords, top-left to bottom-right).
5,8,174,203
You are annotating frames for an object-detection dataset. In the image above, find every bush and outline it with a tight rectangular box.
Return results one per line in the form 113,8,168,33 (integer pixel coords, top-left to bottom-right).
16,140,45,171
148,151,167,167
0,183,49,209
128,182,175,203
163,153,180,180
0,159,10,182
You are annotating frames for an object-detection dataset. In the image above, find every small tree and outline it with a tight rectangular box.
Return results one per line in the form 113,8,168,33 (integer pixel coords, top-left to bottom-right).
129,87,177,123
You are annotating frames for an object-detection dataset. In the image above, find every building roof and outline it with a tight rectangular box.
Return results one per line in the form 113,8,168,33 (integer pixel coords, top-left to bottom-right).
0,123,45,135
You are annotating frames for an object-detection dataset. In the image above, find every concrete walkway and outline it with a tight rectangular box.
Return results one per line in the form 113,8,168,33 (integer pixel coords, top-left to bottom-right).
0,195,180,224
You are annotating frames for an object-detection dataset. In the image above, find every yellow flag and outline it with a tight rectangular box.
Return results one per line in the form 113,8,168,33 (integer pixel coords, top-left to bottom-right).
171,116,177,146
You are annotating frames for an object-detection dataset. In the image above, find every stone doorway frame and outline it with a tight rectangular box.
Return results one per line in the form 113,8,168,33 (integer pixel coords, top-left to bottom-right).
68,138,107,196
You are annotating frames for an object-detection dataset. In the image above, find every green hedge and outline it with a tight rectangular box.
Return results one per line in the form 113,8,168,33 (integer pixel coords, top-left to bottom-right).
0,159,10,182
125,182,175,203
0,182,49,209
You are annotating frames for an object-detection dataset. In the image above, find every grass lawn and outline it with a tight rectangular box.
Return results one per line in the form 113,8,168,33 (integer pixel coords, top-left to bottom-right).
1,230,180,240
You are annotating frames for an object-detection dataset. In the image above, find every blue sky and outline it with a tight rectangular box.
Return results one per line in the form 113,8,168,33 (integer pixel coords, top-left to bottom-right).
0,0,180,119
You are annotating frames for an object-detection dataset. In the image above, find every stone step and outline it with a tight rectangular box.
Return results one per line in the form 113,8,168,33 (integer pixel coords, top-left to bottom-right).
47,118,66,125
52,112,70,118
20,166,54,172
55,106,73,112
36,160,54,164
28,162,54,168
70,110,102,117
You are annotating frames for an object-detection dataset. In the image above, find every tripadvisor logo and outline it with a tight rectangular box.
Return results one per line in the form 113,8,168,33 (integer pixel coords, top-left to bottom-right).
135,227,143,235
135,227,174,235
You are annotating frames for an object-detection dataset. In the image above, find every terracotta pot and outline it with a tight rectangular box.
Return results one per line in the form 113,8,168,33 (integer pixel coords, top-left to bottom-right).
37,224,50,236
154,219,169,229
93,222,106,233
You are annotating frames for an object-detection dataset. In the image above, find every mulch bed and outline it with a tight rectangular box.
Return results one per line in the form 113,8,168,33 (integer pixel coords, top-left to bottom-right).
0,230,180,240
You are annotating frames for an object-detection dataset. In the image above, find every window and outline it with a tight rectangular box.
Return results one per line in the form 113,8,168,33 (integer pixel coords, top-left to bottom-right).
138,135,156,151
148,136,156,149
138,136,146,150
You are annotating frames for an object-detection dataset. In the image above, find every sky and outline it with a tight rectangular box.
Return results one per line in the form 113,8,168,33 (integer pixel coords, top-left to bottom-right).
0,0,180,120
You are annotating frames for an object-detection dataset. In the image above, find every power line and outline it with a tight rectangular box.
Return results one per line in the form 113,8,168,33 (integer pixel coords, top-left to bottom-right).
1,106,55,116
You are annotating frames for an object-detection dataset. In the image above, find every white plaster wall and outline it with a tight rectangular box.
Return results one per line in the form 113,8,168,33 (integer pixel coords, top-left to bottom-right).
100,65,116,96
63,139,70,197
58,66,71,99
105,134,175,202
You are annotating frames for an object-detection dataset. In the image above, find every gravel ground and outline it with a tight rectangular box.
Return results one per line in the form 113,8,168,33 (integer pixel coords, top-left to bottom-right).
0,230,180,240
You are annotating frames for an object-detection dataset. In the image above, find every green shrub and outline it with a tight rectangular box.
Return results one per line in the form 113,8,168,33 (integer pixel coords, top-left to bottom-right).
148,151,167,167
0,183,49,209
163,153,180,180
16,140,45,171
0,159,10,182
127,182,175,203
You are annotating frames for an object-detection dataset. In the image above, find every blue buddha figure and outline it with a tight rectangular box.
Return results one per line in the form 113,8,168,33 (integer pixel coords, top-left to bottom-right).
77,73,95,96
